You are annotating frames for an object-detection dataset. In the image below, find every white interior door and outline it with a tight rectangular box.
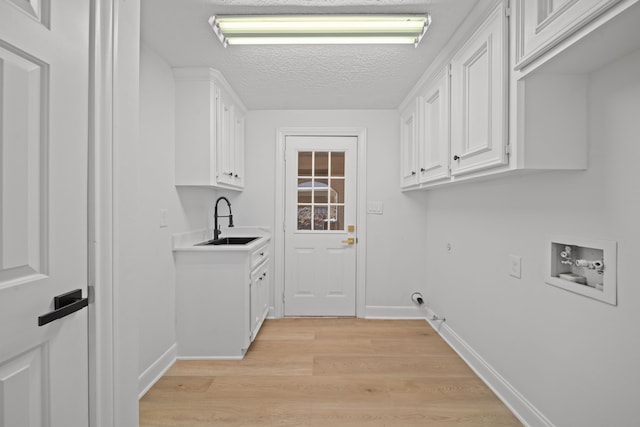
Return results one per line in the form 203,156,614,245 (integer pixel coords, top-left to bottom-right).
0,1,90,426
284,136,357,316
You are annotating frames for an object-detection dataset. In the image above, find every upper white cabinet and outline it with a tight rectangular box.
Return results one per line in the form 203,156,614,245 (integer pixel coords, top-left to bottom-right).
514,0,622,70
398,0,640,191
400,100,419,188
400,2,507,190
450,2,509,177
417,66,450,185
174,68,246,190
216,87,245,188
400,66,450,189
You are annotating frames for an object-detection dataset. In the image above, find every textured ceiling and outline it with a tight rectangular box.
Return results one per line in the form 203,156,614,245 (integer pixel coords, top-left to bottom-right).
141,0,478,110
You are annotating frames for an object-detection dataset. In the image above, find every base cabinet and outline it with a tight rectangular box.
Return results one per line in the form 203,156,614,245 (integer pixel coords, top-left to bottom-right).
175,240,270,358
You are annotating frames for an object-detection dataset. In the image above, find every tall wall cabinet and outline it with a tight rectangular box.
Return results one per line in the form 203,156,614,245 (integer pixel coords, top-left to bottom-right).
174,68,246,190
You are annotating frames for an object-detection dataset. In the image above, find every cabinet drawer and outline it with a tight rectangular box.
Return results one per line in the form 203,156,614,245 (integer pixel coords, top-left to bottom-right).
251,243,269,269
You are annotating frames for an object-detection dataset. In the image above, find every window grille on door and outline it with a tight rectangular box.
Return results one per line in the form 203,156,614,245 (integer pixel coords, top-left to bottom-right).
297,151,345,231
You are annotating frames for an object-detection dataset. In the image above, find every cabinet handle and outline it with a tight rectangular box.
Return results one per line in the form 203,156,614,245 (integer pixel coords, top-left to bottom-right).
411,171,416,175
453,155,460,161
234,174,239,178
262,272,267,277
260,252,264,256
420,167,426,172
226,172,233,176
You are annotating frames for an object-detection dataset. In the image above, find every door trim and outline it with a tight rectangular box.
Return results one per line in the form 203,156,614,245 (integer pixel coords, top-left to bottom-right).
274,127,367,318
89,0,140,425
89,0,116,425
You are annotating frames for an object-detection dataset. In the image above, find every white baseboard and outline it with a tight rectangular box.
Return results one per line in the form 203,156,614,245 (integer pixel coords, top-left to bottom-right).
364,305,429,319
425,308,554,427
177,355,244,361
138,343,177,399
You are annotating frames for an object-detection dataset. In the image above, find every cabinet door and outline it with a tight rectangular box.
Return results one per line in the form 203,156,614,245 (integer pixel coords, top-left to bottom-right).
250,271,260,341
250,262,269,341
259,266,269,321
217,89,235,186
234,111,245,187
418,67,450,184
515,0,621,69
450,3,508,177
400,100,418,188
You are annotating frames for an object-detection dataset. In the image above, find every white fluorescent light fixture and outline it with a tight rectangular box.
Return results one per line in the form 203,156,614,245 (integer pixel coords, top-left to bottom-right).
209,14,431,47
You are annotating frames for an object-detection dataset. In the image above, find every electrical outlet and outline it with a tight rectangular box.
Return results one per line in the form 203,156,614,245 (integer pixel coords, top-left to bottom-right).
509,254,522,279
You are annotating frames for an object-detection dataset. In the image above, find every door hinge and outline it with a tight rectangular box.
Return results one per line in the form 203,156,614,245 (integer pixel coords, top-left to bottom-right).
282,293,285,304
505,0,511,17
505,144,511,156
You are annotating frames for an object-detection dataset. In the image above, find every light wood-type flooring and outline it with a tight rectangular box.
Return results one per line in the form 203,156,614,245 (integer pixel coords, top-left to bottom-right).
140,318,522,426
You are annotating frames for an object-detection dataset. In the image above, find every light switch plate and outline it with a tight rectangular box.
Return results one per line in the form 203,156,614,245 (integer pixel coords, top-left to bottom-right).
160,209,168,228
509,255,522,279
367,201,383,215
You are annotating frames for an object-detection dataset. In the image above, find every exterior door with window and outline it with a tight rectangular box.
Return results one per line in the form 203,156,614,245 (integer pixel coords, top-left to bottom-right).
284,136,357,316
0,1,90,425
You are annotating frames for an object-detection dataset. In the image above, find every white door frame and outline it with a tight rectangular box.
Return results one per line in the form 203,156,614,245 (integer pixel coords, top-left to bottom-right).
89,0,140,425
274,127,367,318
89,1,116,424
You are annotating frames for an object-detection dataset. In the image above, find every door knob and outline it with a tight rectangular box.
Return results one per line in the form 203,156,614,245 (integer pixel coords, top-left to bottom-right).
341,237,355,245
453,155,460,161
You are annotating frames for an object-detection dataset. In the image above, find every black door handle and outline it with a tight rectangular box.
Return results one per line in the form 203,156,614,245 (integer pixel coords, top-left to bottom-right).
38,289,88,326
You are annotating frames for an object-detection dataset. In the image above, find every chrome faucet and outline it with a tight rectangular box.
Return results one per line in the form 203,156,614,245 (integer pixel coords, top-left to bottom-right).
214,196,234,240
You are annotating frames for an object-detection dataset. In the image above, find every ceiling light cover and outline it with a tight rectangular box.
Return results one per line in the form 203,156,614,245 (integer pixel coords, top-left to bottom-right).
209,14,431,47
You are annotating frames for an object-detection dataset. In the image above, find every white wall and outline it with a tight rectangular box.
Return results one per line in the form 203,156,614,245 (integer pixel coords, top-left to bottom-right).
137,42,220,394
112,0,141,423
423,50,640,426
230,110,429,314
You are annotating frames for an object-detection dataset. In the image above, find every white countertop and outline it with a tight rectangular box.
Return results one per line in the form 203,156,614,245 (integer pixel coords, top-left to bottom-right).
172,226,271,252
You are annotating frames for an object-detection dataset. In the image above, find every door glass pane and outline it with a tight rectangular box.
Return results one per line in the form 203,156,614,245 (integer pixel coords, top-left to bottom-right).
297,205,312,230
314,205,329,230
314,178,329,203
331,152,345,177
297,179,312,203
314,152,329,176
298,152,312,176
330,178,344,203
329,206,344,231
296,149,347,232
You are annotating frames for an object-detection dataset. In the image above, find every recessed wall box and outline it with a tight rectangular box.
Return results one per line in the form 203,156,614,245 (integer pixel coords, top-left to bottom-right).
546,236,617,305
